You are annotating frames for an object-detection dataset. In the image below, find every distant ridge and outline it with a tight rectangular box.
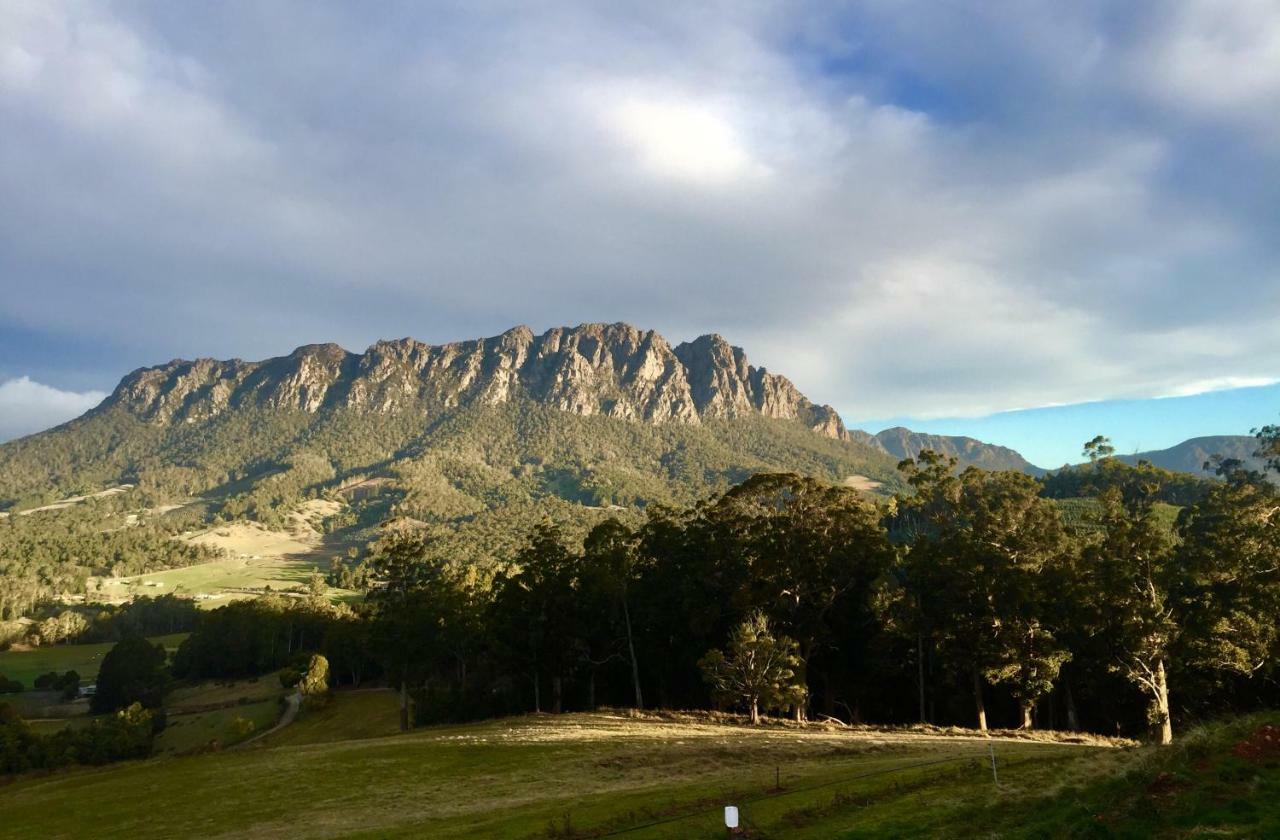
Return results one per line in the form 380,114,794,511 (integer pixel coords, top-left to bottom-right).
1117,435,1266,477
852,427,1046,475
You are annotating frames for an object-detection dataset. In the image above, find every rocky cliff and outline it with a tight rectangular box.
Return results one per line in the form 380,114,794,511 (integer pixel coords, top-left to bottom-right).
105,323,849,438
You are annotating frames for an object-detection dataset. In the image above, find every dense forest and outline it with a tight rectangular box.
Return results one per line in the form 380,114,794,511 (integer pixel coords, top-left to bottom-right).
161,428,1280,746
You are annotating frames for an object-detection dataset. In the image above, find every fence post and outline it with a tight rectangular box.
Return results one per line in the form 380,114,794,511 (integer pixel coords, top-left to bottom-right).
988,741,998,786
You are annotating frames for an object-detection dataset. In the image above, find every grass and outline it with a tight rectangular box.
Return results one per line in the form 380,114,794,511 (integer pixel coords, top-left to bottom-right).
157,699,282,755
0,633,188,690
155,672,291,755
13,672,289,757
262,689,401,747
2,705,1274,838
0,709,1100,839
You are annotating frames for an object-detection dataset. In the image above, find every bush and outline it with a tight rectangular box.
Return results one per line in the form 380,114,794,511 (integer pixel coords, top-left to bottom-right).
91,636,167,713
1,702,155,775
33,670,80,699
300,654,330,698
0,674,23,694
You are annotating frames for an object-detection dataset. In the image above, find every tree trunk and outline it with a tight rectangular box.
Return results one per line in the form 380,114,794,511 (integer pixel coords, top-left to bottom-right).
533,674,541,713
1019,703,1033,729
1064,681,1080,732
750,697,760,725
399,678,409,732
972,666,988,733
623,598,643,709
917,631,927,724
552,676,562,714
588,671,596,711
1154,659,1173,745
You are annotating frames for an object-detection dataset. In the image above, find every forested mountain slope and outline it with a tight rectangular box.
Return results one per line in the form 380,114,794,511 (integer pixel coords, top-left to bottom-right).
0,324,902,537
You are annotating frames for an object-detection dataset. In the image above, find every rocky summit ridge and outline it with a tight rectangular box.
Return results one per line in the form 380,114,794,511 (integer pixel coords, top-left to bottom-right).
106,323,849,439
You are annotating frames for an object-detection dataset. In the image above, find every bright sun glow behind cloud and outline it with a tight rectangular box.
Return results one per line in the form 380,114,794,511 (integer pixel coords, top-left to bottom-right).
603,94,765,185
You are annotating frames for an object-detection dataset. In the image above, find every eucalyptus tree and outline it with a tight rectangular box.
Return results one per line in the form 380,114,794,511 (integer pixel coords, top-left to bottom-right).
366,530,443,730
581,519,644,708
699,611,804,725
704,473,894,721
490,522,581,713
1079,458,1280,745
895,455,1072,731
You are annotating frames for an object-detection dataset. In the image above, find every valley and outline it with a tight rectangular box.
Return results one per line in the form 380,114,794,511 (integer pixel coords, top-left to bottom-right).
1,324,1276,840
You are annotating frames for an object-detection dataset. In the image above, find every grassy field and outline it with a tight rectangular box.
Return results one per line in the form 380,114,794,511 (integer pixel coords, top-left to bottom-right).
157,673,290,755
0,704,1115,839
91,511,359,608
0,633,188,690
2,698,1275,838
261,689,401,747
10,670,288,756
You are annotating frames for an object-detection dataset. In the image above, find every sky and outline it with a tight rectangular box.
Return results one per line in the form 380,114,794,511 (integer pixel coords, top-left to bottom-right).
1,1,1278,464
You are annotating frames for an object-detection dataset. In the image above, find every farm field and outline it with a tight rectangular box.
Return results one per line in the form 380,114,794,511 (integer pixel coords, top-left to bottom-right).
0,708,1134,839
0,633,188,690
156,674,291,755
91,506,358,608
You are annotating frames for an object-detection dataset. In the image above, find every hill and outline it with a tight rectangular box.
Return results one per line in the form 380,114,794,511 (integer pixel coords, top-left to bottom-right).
856,427,1046,475
0,707,1108,839
3,704,1273,838
1119,434,1266,477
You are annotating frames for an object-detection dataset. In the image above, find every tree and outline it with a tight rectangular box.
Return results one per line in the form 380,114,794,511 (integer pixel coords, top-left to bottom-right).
699,612,803,725
1172,467,1280,721
300,654,330,699
894,457,1072,731
704,474,894,721
582,519,644,709
91,635,167,713
34,670,80,700
367,530,439,730
490,523,581,713
1083,462,1192,744
1083,435,1116,463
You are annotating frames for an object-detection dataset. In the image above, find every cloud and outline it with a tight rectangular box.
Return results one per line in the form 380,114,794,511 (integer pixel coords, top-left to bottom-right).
0,378,106,442
1,1,1278,427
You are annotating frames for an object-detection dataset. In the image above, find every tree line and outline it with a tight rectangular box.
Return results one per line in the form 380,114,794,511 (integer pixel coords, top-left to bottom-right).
163,431,1280,745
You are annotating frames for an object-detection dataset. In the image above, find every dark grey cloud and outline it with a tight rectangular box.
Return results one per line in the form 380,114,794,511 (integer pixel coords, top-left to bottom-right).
1,0,1278,437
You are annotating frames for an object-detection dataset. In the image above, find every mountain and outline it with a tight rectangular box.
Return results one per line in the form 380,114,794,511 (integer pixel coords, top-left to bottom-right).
103,323,849,437
1118,435,1267,477
0,324,903,556
853,427,1046,475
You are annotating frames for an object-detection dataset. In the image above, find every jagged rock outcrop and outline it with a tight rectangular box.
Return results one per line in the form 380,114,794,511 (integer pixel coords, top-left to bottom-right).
103,323,849,438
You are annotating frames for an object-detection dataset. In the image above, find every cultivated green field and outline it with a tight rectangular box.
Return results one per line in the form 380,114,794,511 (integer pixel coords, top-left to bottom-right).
0,633,188,690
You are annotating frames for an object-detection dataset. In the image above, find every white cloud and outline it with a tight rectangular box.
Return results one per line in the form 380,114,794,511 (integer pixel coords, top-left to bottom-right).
601,92,766,185
1,1,1278,428
1134,0,1280,129
0,378,106,442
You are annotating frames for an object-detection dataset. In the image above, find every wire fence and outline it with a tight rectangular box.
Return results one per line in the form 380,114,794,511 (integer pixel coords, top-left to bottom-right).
555,745,1019,838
